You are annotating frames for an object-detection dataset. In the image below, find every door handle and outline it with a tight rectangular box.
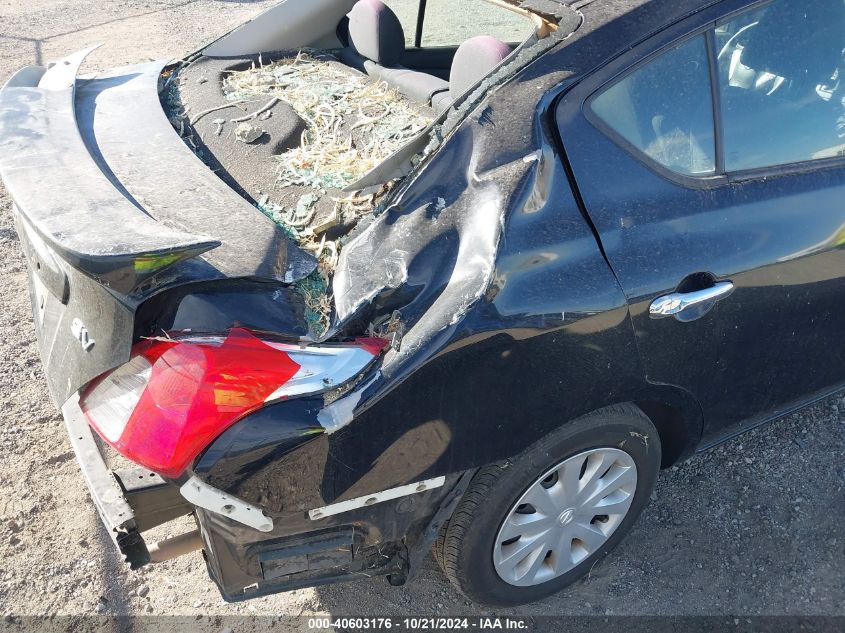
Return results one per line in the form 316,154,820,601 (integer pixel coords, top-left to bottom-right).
649,281,734,319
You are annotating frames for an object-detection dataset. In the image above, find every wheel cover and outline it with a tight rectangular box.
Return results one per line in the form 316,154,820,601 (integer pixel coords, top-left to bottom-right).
492,448,638,587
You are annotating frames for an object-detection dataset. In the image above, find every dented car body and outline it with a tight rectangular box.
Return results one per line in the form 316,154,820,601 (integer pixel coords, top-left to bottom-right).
3,0,844,605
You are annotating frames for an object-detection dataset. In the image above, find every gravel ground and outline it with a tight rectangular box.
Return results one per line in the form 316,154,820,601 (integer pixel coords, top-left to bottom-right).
1,0,844,624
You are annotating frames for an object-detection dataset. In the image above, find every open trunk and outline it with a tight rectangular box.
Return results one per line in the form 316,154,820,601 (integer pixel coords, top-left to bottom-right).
1,0,569,406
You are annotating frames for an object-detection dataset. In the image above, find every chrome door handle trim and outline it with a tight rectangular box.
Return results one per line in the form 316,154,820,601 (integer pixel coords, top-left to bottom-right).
649,281,734,319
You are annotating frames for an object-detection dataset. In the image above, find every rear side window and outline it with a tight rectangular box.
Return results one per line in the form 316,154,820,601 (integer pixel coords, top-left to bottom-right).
590,0,845,178
590,36,716,176
716,0,845,171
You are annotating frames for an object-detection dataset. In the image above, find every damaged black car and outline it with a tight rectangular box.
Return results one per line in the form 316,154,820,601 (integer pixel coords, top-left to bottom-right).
2,0,844,607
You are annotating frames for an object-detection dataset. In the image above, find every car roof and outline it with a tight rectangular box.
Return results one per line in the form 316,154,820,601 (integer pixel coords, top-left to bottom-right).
543,0,731,70
557,0,718,15
513,0,720,26
509,0,733,68
574,0,726,37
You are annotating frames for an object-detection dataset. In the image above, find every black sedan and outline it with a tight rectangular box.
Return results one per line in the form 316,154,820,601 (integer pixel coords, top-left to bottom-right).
0,0,841,607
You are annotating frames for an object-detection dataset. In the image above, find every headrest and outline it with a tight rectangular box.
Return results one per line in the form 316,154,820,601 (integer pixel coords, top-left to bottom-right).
450,36,512,100
347,0,406,67
740,0,845,81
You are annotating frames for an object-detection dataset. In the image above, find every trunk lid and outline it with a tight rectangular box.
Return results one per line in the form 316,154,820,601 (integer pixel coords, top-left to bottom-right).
0,48,317,405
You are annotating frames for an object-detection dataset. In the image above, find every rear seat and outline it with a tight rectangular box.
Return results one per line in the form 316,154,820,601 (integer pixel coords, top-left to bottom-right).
338,0,449,107
338,0,514,113
438,35,513,111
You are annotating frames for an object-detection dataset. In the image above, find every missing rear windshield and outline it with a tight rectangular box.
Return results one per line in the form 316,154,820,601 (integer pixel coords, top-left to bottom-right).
161,50,434,336
159,0,571,338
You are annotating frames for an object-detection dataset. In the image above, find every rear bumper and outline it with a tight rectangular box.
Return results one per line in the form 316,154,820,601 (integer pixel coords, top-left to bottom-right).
61,395,193,569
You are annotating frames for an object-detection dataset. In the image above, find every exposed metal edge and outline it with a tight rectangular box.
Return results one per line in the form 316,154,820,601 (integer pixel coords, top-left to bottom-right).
0,48,218,289
62,394,136,528
180,475,274,532
201,0,355,57
39,45,102,90
308,476,447,520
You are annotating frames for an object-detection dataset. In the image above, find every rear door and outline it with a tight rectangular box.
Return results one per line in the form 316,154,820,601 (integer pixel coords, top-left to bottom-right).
557,0,845,443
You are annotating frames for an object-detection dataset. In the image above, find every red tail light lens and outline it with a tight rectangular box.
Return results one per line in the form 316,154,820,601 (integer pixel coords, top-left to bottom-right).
80,328,383,478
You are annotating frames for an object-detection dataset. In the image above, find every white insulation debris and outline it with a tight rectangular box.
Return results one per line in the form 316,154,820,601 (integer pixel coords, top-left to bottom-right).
223,51,432,192
216,51,435,337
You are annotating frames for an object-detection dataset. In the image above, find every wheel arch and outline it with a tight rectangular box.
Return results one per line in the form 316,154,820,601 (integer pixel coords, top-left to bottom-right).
633,398,699,467
527,388,702,470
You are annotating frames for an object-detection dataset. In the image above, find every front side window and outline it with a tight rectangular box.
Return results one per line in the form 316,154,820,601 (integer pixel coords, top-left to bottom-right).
716,0,845,171
383,0,536,48
590,36,716,176
421,0,535,47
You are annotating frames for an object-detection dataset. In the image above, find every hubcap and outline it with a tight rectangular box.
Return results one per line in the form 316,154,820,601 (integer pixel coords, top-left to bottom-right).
492,448,638,587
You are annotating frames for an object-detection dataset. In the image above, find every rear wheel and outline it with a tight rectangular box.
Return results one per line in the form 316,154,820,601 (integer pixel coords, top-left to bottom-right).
435,404,661,606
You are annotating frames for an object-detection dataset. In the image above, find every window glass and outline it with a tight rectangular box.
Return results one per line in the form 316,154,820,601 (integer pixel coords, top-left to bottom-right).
591,36,716,176
381,0,418,48
716,0,845,171
421,0,535,47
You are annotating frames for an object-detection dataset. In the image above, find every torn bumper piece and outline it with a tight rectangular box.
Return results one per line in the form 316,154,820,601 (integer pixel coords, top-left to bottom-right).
61,395,193,569
62,394,150,569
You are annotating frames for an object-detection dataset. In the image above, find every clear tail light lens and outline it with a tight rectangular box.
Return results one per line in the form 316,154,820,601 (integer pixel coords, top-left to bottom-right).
80,328,386,478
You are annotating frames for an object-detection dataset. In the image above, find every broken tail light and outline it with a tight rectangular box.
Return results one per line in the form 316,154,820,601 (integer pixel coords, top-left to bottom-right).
80,328,386,478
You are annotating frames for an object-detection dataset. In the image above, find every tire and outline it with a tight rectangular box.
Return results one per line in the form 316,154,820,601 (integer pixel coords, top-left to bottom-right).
435,403,661,606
